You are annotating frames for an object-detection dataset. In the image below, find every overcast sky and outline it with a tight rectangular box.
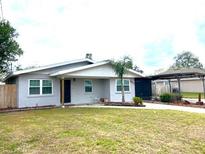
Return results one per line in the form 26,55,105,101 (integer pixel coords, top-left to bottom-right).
3,0,205,74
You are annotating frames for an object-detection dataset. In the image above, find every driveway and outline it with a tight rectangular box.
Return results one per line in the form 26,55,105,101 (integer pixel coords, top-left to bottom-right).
74,103,205,114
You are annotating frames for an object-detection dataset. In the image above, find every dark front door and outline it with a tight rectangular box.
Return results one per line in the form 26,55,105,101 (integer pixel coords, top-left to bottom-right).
135,78,152,100
64,80,71,103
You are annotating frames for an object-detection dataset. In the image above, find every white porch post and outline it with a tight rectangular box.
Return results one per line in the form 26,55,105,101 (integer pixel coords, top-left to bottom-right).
61,77,65,107
202,76,205,99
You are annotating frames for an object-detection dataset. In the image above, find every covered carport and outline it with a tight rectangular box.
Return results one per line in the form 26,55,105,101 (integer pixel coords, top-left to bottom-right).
135,68,205,100
150,68,205,99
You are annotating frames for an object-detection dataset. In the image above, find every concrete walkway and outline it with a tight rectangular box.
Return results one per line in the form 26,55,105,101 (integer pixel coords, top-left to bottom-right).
73,103,205,114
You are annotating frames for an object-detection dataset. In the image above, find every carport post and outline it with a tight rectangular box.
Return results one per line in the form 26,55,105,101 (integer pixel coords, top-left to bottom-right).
168,80,172,93
177,77,181,94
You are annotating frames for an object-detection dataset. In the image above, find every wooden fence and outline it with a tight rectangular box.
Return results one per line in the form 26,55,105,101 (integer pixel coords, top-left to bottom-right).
0,84,17,109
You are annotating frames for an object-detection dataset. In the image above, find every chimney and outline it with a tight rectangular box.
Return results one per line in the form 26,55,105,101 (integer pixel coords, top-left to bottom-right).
86,53,92,60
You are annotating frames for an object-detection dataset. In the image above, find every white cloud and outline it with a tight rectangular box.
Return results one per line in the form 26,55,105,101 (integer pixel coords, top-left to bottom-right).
3,0,205,74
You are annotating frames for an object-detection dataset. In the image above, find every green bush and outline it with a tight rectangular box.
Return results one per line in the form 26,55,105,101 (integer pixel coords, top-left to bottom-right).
160,93,182,103
171,93,182,102
133,97,143,105
160,93,172,102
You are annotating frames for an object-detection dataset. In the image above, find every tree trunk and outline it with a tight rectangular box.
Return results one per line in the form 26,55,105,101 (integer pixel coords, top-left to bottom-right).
121,78,125,103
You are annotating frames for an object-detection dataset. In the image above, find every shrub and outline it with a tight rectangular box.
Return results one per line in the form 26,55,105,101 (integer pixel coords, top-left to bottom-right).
160,93,182,103
171,93,182,102
160,93,172,102
133,97,143,105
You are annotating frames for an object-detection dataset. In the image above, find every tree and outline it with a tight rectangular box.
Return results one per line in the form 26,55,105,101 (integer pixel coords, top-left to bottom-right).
133,65,143,74
111,56,133,102
171,51,203,69
0,20,23,74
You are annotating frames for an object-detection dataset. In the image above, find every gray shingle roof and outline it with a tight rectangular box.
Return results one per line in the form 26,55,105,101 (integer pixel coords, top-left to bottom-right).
159,68,205,75
151,68,205,79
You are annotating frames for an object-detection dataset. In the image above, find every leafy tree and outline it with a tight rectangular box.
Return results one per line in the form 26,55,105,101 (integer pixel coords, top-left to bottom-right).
171,51,203,69
0,20,23,74
111,56,133,102
133,65,144,74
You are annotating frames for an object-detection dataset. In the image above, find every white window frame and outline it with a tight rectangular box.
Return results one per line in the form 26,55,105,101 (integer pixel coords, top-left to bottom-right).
84,80,93,93
115,79,131,93
29,79,41,96
28,79,53,96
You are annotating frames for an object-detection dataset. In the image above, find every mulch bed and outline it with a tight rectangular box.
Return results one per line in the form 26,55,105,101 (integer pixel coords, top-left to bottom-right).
0,105,57,113
147,100,205,109
171,102,205,108
104,102,145,107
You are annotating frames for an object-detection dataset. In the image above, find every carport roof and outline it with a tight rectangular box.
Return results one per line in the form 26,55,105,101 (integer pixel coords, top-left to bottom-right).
150,68,205,80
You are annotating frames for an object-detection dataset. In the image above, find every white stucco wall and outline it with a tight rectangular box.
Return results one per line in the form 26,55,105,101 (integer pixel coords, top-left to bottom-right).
109,78,135,102
70,78,135,103
18,74,61,108
65,64,140,78
70,78,109,104
17,75,136,107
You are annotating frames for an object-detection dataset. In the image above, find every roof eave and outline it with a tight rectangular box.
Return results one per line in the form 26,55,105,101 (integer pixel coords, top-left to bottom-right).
50,61,110,76
4,59,95,81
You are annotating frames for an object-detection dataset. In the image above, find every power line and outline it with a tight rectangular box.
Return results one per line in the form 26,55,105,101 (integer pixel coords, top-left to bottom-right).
0,0,3,20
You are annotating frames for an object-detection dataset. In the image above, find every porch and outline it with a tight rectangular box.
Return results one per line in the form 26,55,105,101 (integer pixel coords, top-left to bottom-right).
60,78,110,105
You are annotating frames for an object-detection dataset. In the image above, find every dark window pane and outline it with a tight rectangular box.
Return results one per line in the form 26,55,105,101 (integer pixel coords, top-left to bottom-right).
29,87,40,95
85,86,92,92
42,87,52,94
124,86,130,91
43,80,52,87
117,80,121,85
124,80,129,85
85,80,92,86
30,80,40,86
117,86,121,91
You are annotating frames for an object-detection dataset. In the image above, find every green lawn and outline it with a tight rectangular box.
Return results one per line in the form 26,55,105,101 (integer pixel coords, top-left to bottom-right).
182,92,205,99
0,108,205,153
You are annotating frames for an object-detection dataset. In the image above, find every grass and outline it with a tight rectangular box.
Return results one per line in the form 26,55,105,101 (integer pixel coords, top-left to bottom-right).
182,92,205,99
0,108,205,153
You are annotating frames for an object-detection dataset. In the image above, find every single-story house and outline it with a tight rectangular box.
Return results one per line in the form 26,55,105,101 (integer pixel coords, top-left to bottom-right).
4,58,144,108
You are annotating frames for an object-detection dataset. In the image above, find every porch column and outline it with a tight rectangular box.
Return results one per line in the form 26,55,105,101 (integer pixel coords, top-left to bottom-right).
61,78,64,106
202,76,205,99
177,77,181,94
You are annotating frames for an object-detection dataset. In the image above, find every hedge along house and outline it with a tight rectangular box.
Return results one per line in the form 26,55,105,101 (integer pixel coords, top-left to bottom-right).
4,58,143,108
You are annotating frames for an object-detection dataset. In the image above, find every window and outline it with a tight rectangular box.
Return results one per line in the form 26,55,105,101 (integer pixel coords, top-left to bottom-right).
42,80,52,94
116,79,130,92
84,80,92,92
124,79,130,91
29,80,40,95
29,79,53,96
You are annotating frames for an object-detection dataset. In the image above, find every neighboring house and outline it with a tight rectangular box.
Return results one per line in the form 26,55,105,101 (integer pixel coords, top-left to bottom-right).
4,58,143,108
